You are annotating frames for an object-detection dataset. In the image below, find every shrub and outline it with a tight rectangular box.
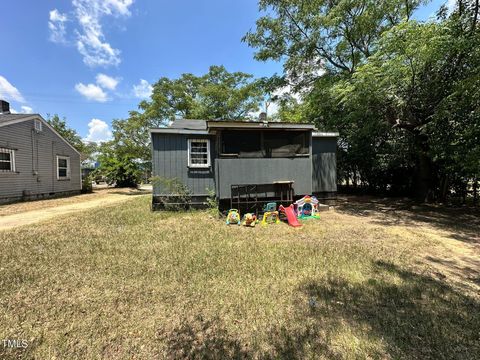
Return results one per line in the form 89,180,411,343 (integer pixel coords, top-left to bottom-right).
151,176,191,210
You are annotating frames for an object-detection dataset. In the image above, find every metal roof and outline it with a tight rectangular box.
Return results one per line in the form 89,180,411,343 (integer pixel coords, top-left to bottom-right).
206,120,316,130
170,119,207,130
151,119,338,135
312,131,339,137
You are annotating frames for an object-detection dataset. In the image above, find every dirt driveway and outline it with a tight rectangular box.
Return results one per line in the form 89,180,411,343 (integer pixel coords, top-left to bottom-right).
0,188,150,231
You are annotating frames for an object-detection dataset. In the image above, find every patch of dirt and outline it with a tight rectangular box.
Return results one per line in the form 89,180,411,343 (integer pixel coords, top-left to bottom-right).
333,195,480,296
0,188,150,231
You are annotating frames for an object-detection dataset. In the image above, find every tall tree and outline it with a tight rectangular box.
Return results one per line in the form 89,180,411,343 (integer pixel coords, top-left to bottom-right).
246,0,480,201
95,66,265,186
112,65,265,164
46,114,97,164
140,65,264,122
244,0,426,88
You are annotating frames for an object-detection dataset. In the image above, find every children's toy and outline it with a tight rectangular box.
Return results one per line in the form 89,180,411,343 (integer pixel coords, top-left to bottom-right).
226,209,241,225
263,202,277,212
279,204,302,227
261,211,280,225
294,196,320,219
242,213,257,227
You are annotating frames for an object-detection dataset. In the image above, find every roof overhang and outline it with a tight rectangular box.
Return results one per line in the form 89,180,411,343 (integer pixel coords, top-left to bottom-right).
150,128,212,135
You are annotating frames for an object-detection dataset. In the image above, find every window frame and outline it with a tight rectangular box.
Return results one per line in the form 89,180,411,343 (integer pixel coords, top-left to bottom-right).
187,138,211,168
0,148,15,173
56,155,71,180
34,119,43,132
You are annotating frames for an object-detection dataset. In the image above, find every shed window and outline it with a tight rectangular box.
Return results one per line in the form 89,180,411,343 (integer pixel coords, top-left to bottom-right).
188,139,210,168
0,148,15,172
57,156,70,179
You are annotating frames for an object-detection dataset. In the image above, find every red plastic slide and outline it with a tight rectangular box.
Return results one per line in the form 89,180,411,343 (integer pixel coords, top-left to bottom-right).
279,205,302,227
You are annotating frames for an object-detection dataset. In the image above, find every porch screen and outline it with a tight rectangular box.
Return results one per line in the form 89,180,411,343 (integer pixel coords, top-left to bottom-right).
221,131,263,157
264,131,308,157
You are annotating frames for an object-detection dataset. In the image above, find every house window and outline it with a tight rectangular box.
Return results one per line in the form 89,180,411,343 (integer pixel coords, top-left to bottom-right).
188,139,210,168
0,148,15,172
34,120,43,132
57,156,70,179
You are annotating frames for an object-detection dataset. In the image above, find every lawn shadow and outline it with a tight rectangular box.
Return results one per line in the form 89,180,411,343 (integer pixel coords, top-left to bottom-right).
335,196,480,245
158,314,338,360
300,260,480,359
157,315,250,359
157,261,480,359
108,189,152,196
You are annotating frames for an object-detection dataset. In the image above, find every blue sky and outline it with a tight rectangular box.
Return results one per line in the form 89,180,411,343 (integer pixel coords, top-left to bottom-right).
0,0,450,142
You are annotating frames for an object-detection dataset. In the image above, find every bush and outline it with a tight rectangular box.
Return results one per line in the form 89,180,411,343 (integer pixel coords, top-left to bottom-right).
151,176,191,211
81,174,93,194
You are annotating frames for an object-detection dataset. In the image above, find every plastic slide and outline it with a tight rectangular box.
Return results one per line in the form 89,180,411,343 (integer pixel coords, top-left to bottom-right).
279,205,302,227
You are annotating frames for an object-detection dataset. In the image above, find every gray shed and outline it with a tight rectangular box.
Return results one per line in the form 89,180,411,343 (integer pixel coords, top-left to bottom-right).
151,119,338,210
0,101,81,203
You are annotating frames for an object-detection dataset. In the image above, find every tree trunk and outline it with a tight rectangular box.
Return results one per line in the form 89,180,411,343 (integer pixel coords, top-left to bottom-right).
440,175,449,203
412,134,434,202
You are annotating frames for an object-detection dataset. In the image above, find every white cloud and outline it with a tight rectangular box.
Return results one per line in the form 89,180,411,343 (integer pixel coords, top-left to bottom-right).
48,9,69,43
0,75,26,103
132,79,153,99
21,106,34,114
75,82,108,102
96,73,120,90
84,118,112,143
48,1,133,67
71,0,134,67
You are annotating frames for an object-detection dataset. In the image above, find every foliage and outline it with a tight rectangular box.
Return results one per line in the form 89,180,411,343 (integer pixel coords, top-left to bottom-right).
246,0,480,202
142,65,264,121
81,174,93,194
95,142,141,188
46,114,97,164
151,176,192,210
244,0,426,88
109,65,265,169
206,187,219,217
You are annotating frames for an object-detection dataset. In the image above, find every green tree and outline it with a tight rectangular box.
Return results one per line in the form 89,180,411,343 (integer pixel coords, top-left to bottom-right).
112,65,265,165
140,65,264,122
246,0,480,202
244,0,426,88
46,114,97,164
95,141,142,188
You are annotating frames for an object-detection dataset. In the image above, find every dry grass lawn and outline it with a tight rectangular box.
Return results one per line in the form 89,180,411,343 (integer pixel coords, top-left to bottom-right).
0,195,479,359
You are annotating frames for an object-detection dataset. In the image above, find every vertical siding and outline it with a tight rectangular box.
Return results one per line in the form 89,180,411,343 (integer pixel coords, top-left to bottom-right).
312,137,337,193
151,133,216,196
0,120,81,201
216,157,312,199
